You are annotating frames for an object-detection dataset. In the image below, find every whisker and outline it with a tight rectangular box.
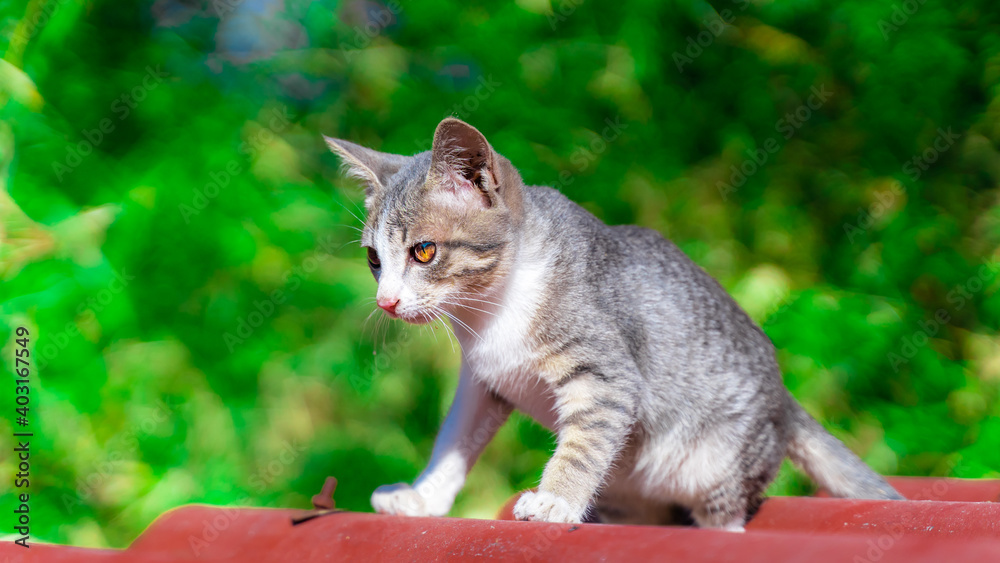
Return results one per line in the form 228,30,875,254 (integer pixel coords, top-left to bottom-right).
431,309,459,354
334,223,364,235
334,198,366,229
442,321,457,353
420,316,435,345
373,311,389,353
369,311,380,344
450,293,504,309
348,198,368,226
362,307,381,334
337,238,364,251
381,315,392,352
438,299,499,318
438,307,484,343
419,311,443,348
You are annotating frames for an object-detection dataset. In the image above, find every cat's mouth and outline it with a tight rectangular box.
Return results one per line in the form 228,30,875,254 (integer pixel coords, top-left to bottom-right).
394,309,439,325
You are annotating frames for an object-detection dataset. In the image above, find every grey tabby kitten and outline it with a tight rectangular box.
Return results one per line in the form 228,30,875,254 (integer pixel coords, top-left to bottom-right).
324,118,902,529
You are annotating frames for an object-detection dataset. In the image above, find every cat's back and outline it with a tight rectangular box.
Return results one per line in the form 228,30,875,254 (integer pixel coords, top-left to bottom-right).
522,185,606,235
522,184,775,378
522,185,729,304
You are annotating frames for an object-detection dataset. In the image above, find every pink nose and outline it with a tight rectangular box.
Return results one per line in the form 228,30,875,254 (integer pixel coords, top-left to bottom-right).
378,297,399,315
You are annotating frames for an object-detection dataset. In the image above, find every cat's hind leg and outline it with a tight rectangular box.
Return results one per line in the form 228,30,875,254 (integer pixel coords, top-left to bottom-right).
688,426,783,531
689,480,763,532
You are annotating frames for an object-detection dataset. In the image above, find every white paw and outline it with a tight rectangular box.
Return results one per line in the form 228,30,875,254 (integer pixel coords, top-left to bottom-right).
371,483,430,516
513,490,583,523
371,482,452,517
721,515,747,532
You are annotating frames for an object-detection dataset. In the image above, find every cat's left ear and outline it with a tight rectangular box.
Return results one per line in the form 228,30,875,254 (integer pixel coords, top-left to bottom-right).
324,136,409,203
428,118,501,209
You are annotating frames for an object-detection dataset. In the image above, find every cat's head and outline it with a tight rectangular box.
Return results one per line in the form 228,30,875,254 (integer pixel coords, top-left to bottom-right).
325,118,524,324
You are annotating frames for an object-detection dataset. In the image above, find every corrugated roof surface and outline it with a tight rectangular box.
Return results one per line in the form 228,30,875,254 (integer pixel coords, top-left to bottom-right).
4,477,998,562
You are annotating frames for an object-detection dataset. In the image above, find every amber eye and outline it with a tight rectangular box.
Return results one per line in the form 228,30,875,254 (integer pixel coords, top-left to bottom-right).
367,247,380,268
412,242,436,263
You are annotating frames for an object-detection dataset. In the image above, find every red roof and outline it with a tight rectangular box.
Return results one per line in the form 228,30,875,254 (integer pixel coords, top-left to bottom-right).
4,477,998,562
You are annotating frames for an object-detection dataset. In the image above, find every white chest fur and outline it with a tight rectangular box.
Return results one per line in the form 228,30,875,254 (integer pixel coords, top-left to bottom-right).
455,259,559,429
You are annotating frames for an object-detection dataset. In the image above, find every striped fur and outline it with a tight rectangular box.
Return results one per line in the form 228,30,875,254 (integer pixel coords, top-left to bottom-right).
325,118,902,528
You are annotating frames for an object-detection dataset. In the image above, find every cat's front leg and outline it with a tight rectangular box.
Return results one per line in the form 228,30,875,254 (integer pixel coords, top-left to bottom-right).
372,365,512,517
514,365,637,523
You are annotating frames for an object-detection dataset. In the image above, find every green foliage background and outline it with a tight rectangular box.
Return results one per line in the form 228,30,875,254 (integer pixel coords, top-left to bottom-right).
1,0,999,548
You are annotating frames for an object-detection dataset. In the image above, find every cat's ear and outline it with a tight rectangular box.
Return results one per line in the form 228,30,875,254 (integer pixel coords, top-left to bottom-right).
324,136,409,202
428,118,499,209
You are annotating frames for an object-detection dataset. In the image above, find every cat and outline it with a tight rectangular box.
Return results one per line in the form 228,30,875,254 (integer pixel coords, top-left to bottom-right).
324,117,903,529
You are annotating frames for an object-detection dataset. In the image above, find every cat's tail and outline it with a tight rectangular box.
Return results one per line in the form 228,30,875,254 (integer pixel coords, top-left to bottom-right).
784,395,904,500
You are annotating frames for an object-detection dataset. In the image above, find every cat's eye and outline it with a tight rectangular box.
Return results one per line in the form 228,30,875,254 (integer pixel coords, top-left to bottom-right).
412,242,436,264
367,247,380,268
